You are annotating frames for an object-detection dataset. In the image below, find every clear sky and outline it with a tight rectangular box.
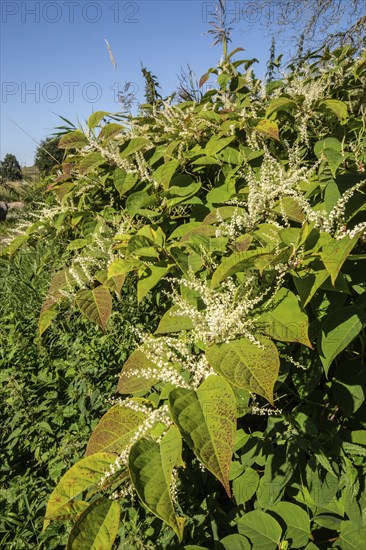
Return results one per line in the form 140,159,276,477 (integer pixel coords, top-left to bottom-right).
1,0,287,166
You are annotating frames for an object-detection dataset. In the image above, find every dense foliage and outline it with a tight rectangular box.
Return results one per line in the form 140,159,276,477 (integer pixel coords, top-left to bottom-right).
0,239,162,548
34,137,64,176
0,153,23,183
2,45,366,548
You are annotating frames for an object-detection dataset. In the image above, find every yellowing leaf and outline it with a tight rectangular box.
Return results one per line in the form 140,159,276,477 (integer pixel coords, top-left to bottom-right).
266,97,295,117
321,99,348,122
255,120,280,141
129,426,185,540
85,404,147,456
169,375,236,496
117,349,158,394
66,498,120,550
99,123,123,140
76,286,112,331
59,130,88,149
78,152,104,175
206,336,280,404
44,453,117,525
87,111,109,129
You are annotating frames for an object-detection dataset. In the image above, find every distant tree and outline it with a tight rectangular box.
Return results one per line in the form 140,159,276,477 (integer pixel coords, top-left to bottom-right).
0,153,23,183
34,136,64,175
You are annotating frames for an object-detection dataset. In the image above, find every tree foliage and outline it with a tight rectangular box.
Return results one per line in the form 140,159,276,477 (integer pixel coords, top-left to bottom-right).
3,45,366,548
34,136,64,175
0,153,23,183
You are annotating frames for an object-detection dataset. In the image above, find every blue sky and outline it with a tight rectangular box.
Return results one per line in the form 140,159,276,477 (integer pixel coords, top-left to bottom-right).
1,1,284,166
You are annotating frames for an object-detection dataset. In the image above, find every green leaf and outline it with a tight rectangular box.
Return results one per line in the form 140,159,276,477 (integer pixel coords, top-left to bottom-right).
129,426,185,540
257,445,296,507
44,453,117,523
66,498,120,550
266,97,296,117
232,467,259,505
117,349,158,394
332,360,365,415
59,130,89,149
2,234,29,256
318,306,366,374
269,502,310,548
255,120,280,141
211,249,268,287
314,138,343,177
153,160,179,190
258,288,312,348
320,235,358,285
237,510,282,550
137,265,170,302
342,442,366,457
169,375,236,496
220,534,251,550
205,136,235,156
293,262,329,306
38,307,59,336
76,286,112,331
259,288,312,347
85,404,147,456
87,111,109,129
125,191,155,217
321,99,348,122
120,137,150,158
339,520,366,549
314,137,342,157
155,305,194,334
113,169,138,195
206,336,280,404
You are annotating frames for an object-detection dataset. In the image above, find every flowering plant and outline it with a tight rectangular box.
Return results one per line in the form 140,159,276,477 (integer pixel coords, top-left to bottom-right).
5,46,366,548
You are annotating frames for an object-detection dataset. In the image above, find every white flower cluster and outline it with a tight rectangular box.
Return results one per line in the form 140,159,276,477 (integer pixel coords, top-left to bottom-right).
300,179,366,239
214,208,248,239
130,332,215,389
244,152,317,230
100,404,172,486
249,393,282,416
170,271,271,345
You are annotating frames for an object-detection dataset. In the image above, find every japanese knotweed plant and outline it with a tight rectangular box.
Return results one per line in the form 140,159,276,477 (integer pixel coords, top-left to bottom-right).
4,46,366,548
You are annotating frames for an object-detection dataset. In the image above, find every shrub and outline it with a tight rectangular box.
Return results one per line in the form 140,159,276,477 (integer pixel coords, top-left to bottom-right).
2,45,366,548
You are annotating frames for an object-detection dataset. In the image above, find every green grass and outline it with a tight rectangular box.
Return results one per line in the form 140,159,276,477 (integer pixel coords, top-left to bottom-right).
0,240,162,549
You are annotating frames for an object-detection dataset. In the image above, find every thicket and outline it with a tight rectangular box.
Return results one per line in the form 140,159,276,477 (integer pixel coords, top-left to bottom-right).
1,44,366,549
